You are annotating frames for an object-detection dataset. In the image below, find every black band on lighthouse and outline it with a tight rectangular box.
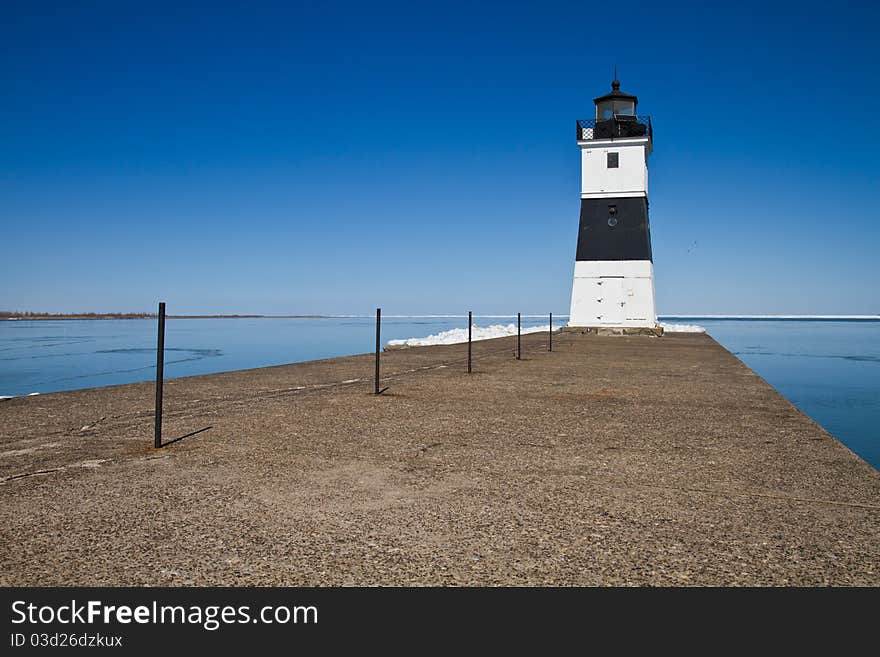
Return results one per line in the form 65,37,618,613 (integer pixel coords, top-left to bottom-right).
575,196,653,262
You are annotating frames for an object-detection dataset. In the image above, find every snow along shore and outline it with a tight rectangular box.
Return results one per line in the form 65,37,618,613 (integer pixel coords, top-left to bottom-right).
387,321,705,347
387,323,554,348
658,322,705,333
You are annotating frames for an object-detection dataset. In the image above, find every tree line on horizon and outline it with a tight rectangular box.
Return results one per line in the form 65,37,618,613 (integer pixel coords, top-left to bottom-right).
0,311,155,319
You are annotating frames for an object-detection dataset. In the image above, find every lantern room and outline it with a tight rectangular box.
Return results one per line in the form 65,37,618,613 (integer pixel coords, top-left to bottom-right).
594,79,638,120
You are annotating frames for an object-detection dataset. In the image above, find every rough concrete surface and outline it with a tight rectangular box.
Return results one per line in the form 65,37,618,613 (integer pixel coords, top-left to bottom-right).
1,332,877,586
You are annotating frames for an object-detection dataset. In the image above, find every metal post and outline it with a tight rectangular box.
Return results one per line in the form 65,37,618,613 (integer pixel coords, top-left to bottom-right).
549,312,553,352
375,308,381,395
467,311,472,374
154,301,165,448
517,312,521,360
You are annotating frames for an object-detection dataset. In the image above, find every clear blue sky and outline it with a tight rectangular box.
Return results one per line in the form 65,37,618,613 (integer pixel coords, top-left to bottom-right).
2,0,878,315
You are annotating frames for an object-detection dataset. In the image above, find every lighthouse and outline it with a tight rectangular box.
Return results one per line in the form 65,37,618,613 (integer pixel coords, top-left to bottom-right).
568,78,658,330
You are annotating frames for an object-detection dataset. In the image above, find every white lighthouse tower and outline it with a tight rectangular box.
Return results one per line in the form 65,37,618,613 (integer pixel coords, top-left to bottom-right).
568,77,658,330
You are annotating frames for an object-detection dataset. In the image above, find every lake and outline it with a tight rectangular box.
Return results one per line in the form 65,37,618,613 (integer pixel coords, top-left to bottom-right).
1,316,877,469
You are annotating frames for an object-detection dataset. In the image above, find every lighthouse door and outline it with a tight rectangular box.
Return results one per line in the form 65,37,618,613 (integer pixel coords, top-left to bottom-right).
600,277,625,324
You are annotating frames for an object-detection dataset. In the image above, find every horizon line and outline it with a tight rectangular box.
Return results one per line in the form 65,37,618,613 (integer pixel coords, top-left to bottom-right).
2,312,878,320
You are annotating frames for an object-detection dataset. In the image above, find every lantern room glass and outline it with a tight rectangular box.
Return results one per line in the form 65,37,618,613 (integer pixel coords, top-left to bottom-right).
596,99,636,120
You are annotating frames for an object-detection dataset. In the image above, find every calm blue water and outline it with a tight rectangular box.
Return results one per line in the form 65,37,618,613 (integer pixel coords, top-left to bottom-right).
0,316,548,395
681,318,879,469
1,316,877,469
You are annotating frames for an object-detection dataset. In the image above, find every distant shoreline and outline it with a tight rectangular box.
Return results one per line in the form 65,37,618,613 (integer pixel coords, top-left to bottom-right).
1,313,878,322
661,315,880,321
0,314,331,321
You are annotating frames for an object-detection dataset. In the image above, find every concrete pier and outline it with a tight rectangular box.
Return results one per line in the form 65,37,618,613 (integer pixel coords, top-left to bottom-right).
1,332,877,585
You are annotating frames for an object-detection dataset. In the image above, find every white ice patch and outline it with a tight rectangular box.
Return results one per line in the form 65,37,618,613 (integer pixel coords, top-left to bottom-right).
659,322,706,333
388,323,554,347
0,392,40,400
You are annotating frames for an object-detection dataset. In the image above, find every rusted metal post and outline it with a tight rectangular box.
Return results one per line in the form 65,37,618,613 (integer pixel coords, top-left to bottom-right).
467,311,472,374
549,312,553,352
154,301,165,448
375,308,381,394
517,312,521,360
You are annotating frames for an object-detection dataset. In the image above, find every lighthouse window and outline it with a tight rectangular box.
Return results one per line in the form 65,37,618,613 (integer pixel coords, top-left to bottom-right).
608,205,618,226
607,152,619,168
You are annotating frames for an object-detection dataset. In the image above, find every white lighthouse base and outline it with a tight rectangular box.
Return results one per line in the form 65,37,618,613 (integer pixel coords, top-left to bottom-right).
568,260,657,328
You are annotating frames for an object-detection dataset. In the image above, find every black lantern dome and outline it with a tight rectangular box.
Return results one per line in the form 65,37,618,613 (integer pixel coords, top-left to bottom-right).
593,79,638,120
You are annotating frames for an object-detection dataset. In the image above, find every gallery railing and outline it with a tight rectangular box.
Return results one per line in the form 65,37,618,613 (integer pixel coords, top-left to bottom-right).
576,115,652,141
